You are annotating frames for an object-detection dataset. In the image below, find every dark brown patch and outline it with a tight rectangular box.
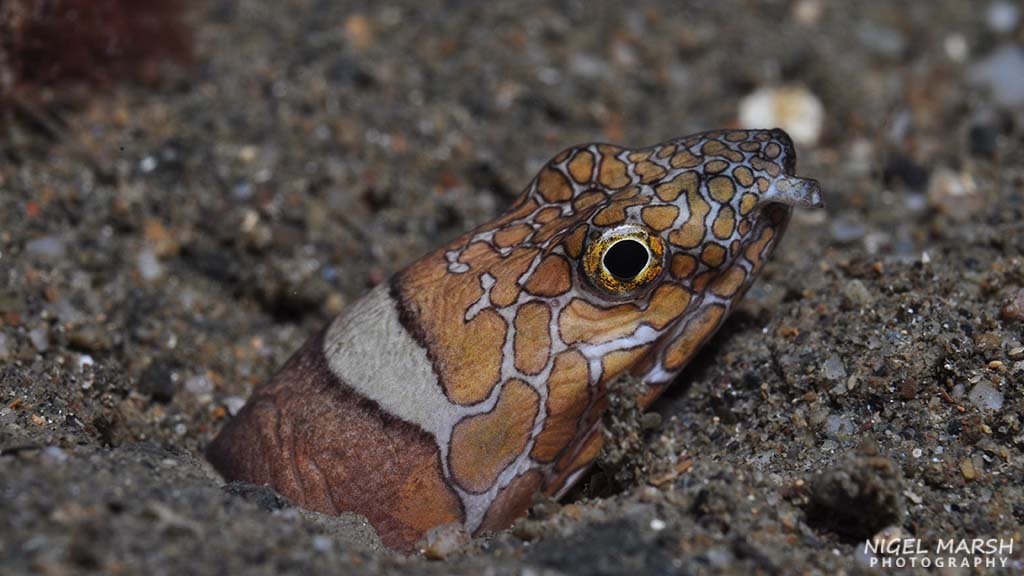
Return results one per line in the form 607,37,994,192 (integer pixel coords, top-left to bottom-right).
206,329,463,552
477,470,543,534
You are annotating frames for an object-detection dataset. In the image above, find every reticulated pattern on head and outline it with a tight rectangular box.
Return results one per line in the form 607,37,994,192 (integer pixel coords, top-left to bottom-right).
391,128,822,533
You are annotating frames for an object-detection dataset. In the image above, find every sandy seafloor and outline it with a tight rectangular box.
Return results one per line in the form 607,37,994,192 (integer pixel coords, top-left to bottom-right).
2,1,1024,574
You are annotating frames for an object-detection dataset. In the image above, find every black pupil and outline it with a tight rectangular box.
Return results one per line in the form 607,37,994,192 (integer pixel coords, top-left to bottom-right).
603,239,649,279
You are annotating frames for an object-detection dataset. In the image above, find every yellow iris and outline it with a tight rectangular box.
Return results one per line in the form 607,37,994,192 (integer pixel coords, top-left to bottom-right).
582,225,665,295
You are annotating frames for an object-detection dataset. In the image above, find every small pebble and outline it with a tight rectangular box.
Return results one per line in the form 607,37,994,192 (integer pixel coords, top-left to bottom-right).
871,525,906,551
854,543,877,568
68,325,113,352
569,53,610,79
343,14,375,50
1007,346,1024,360
904,192,928,213
223,396,247,416
705,547,735,568
974,331,1002,351
829,216,866,244
420,522,470,560
959,458,977,481
42,446,68,463
968,44,1024,108
927,167,980,221
638,486,660,502
232,182,252,200
641,412,662,430
779,511,797,530
792,0,823,26
842,279,872,307
967,381,1003,411
25,235,66,259
738,85,824,146
139,156,158,173
137,248,164,281
530,497,561,519
944,33,969,63
824,414,855,439
52,297,86,326
511,518,544,541
324,292,347,316
899,378,917,400
143,219,180,258
1001,288,1024,322
185,373,215,396
28,325,49,353
903,489,923,505
822,354,847,381
844,138,875,177
986,1,1020,34
857,21,906,58
312,535,333,553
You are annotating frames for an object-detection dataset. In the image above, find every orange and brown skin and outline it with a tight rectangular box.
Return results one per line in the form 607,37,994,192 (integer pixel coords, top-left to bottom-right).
207,128,823,551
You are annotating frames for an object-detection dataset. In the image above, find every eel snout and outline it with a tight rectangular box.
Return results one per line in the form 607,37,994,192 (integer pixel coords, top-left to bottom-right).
762,174,824,210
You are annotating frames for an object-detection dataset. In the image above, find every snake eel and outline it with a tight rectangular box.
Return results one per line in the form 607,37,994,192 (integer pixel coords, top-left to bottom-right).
207,128,823,551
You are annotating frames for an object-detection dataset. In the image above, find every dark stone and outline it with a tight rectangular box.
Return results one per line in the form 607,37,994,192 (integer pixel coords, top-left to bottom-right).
968,124,998,159
899,378,917,400
138,359,179,403
882,154,929,190
326,57,375,89
223,481,291,511
946,419,963,436
465,160,513,199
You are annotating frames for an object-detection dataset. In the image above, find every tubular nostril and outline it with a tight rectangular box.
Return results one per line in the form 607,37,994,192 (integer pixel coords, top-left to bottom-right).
762,175,825,209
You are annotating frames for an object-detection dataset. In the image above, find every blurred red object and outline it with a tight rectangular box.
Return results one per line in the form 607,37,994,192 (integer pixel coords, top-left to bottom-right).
0,0,191,95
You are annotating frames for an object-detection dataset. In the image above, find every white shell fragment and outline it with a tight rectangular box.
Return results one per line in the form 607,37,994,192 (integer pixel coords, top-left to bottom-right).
739,86,825,146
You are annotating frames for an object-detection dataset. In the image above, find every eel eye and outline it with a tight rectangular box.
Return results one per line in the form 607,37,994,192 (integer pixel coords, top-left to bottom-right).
583,226,664,295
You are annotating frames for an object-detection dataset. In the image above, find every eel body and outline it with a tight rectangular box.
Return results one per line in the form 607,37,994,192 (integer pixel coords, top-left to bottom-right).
207,128,822,550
